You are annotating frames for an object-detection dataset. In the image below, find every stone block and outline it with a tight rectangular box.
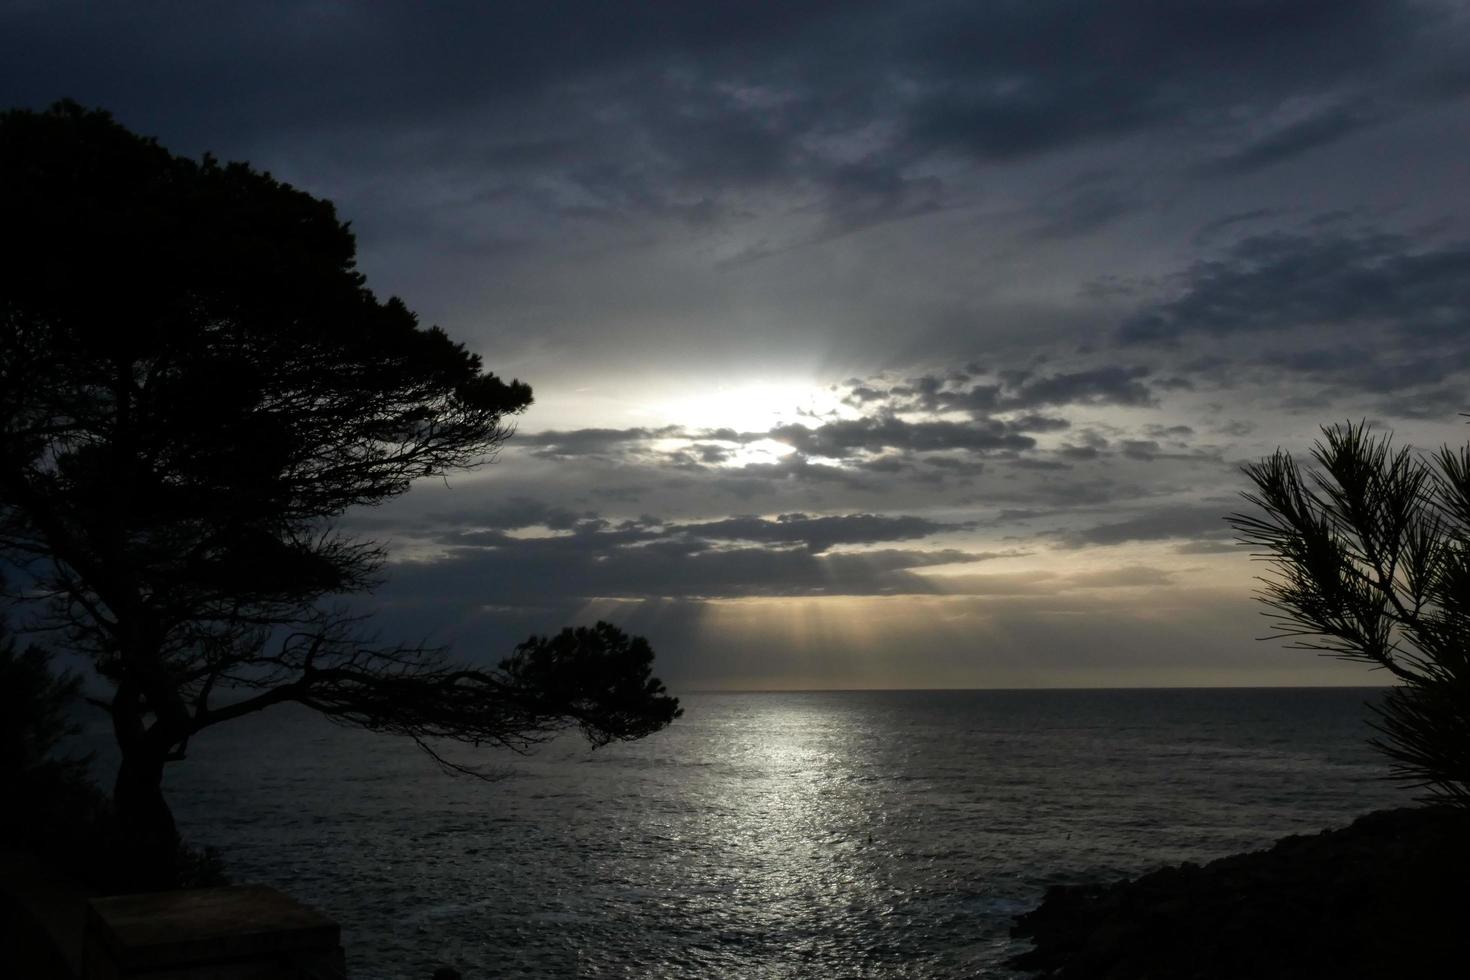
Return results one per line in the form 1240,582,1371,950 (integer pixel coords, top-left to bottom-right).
83,885,345,980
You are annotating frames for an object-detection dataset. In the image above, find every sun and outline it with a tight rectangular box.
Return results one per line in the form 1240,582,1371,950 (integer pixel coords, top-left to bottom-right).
644,379,845,434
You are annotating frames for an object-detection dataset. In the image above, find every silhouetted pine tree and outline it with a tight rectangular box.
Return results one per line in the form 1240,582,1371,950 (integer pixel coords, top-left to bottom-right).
1232,421,1470,805
0,103,680,886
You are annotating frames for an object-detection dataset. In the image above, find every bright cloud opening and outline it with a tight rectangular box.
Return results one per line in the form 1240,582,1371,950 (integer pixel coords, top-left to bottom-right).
641,379,848,433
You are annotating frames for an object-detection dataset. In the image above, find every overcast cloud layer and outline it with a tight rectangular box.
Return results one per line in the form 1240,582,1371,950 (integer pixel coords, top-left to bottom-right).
5,1,1468,687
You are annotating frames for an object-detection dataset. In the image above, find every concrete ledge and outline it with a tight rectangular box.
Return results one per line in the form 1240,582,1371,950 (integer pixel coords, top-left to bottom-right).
84,885,345,980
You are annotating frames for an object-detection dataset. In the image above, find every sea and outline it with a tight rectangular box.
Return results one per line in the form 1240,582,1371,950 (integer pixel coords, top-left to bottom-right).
78,688,1411,979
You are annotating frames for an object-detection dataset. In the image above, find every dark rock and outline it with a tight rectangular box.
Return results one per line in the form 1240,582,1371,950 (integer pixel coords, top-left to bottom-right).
1010,806,1470,979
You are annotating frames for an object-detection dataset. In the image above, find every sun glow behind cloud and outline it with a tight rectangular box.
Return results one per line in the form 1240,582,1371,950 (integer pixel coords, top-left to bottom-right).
722,437,798,467
640,379,850,434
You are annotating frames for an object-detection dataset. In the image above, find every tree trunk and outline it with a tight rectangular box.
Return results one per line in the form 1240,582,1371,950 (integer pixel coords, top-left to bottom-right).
112,747,181,891
110,673,183,893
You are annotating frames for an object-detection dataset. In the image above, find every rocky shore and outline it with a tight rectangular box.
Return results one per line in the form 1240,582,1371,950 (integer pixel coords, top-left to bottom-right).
1010,806,1470,979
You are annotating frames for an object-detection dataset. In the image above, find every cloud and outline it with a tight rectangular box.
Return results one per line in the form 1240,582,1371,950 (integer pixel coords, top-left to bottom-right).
931,564,1176,596
511,371,1145,476
518,426,686,458
426,496,587,531
679,512,972,552
1194,103,1383,177
1109,228,1470,418
1002,365,1158,410
1052,504,1236,548
1006,414,1071,433
379,505,988,605
1065,564,1176,589
1119,440,1162,461
769,417,1035,458
711,453,875,494
6,0,1464,246
901,1,1466,171
846,365,1159,418
1030,184,1138,240
387,534,1005,604
1119,231,1470,345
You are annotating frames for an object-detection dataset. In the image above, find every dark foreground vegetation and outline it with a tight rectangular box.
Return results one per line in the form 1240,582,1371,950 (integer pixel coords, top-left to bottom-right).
1011,806,1470,979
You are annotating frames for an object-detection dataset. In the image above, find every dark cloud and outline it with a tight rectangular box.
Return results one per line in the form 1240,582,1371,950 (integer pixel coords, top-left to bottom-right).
426,497,586,531
1374,384,1470,421
922,457,988,477
390,534,1000,603
1194,104,1383,177
680,512,971,553
369,503,993,607
905,1,1425,161
1052,504,1236,549
770,417,1035,458
1192,208,1285,245
1212,420,1256,437
712,453,875,495
519,426,685,458
1119,440,1162,461
1111,228,1470,418
4,0,1463,239
1119,231,1470,345
514,394,1083,477
850,366,1159,418
416,506,973,557
1003,365,1157,410
1029,178,1138,240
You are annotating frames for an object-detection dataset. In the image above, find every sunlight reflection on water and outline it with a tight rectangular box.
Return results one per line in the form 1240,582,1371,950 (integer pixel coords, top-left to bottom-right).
71,689,1411,978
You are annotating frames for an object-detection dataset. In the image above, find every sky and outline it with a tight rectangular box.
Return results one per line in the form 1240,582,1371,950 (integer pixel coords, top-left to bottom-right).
4,1,1469,690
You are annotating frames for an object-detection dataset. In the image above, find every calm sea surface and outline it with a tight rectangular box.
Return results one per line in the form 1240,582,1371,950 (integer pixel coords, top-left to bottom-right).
85,689,1409,978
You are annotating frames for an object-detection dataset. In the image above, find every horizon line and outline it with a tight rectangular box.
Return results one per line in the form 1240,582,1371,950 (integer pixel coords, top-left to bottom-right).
678,683,1393,694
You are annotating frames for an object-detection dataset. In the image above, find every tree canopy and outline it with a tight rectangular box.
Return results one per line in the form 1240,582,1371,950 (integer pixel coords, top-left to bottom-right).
0,102,680,884
1231,421,1470,805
